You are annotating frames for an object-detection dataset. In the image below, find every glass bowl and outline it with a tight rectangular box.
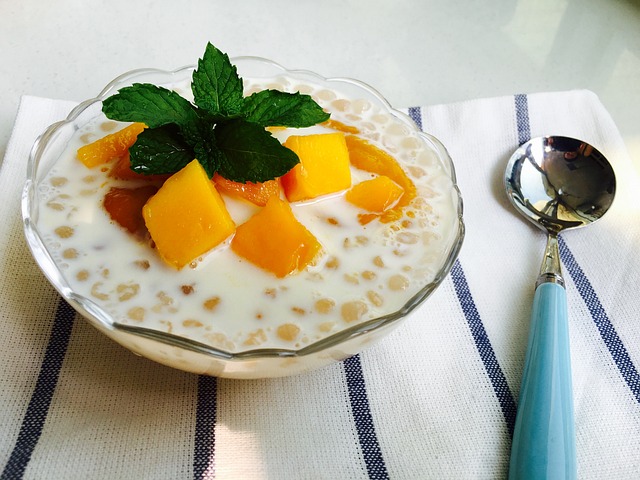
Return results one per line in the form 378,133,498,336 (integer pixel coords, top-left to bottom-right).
22,57,464,378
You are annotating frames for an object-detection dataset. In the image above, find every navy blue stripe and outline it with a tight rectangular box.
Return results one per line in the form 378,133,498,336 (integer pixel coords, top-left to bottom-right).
450,260,517,436
407,106,423,131
194,375,218,480
558,237,640,403
343,355,389,480
1,298,75,480
514,94,531,145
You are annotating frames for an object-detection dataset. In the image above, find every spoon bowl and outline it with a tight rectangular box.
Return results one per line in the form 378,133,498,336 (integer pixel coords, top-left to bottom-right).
504,136,616,479
506,136,616,234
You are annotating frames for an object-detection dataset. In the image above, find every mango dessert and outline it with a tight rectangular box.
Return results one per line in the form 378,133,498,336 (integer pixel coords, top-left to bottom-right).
32,44,462,375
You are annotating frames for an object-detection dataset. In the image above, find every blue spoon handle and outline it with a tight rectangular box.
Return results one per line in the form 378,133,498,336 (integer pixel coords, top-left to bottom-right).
509,282,577,480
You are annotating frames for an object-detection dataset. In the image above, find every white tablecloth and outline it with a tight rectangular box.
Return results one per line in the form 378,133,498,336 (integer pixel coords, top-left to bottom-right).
1,90,639,479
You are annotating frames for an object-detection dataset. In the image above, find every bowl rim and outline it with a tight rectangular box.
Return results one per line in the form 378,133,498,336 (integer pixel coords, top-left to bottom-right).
22,56,465,360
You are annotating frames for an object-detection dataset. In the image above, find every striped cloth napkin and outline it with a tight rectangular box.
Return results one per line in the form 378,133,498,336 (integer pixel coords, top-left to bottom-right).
2,91,639,479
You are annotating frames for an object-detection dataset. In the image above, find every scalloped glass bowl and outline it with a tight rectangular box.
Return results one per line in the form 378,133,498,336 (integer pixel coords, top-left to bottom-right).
22,57,464,378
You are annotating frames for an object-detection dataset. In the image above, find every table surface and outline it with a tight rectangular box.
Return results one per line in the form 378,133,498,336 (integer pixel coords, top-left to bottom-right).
1,0,639,167
2,0,639,169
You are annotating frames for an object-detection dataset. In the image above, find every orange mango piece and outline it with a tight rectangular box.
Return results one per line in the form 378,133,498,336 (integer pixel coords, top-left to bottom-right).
109,151,171,182
103,185,158,237
77,123,146,168
346,175,404,213
345,135,416,222
212,174,281,207
281,133,351,202
321,119,360,134
143,160,235,269
231,196,322,278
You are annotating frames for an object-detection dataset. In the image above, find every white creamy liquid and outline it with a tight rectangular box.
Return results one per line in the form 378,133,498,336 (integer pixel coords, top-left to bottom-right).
36,76,459,352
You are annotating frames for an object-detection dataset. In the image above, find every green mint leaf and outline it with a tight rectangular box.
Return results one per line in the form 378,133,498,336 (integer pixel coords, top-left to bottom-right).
129,125,195,175
192,128,224,178
103,83,200,131
241,90,330,128
215,120,299,183
192,42,244,116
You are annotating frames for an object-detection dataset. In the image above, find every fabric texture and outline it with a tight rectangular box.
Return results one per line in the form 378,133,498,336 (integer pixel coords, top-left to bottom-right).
1,92,639,479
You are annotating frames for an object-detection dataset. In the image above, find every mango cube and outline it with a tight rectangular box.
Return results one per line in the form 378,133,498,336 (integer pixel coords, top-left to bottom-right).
281,133,351,202
231,196,322,278
77,122,145,168
346,175,404,213
143,160,235,269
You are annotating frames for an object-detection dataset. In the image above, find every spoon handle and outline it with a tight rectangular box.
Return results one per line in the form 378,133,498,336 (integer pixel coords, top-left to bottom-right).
509,282,577,480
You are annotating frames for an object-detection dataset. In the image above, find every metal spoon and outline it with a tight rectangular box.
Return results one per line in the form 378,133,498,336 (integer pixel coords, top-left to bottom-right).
504,136,616,479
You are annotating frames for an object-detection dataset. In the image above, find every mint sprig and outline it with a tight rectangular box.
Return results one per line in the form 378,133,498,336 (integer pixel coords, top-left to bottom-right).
102,43,330,182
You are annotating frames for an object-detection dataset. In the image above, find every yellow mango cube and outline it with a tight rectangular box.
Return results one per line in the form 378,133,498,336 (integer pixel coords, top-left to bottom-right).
346,175,405,213
231,196,322,278
281,133,351,202
143,160,235,269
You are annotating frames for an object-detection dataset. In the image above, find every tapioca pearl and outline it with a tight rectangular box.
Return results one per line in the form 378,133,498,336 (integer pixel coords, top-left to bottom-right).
382,137,398,153
204,332,235,350
91,282,109,300
367,290,384,307
396,232,419,245
393,248,410,258
79,188,97,197
344,273,359,285
351,99,371,114
345,114,361,123
318,321,337,333
46,201,65,211
331,99,351,112
359,121,376,133
341,300,368,323
305,272,324,282
295,84,313,94
79,133,94,144
401,136,422,150
277,323,300,342
82,175,97,183
325,256,340,270
371,114,390,124
62,248,78,259
407,165,427,179
50,177,68,187
100,121,118,132
76,270,90,281
416,149,439,168
117,283,140,302
373,255,385,268
54,226,74,239
127,307,145,322
183,319,203,328
243,329,267,346
386,122,410,137
361,270,376,281
317,89,337,101
314,298,335,314
203,296,221,312
134,259,151,270
388,274,409,291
